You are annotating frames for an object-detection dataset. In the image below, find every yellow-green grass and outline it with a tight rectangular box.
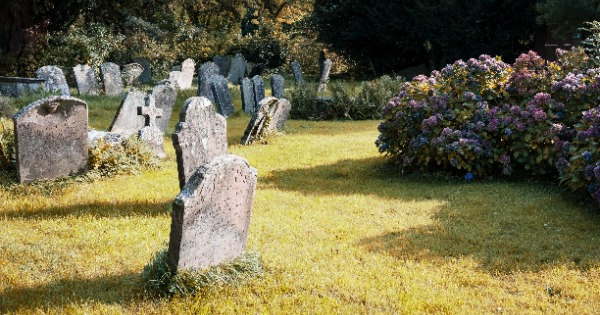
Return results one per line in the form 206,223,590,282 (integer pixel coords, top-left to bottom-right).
2,89,600,314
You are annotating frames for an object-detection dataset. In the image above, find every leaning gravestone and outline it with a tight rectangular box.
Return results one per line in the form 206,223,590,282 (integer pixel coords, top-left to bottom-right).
13,96,88,183
36,66,70,96
228,53,246,85
172,96,227,189
240,78,256,115
121,63,144,86
168,71,181,89
138,94,166,159
178,59,195,90
290,61,304,86
210,75,234,118
197,62,220,103
317,59,333,92
213,55,230,77
167,154,258,273
133,57,152,83
73,64,100,96
252,75,265,107
270,98,292,131
108,88,146,136
241,97,290,145
149,82,177,134
271,74,285,98
100,62,124,96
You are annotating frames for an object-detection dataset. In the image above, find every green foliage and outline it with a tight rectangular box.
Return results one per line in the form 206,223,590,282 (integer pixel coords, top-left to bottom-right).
88,136,160,178
290,83,320,119
582,21,600,67
537,0,600,40
0,95,16,118
0,117,16,171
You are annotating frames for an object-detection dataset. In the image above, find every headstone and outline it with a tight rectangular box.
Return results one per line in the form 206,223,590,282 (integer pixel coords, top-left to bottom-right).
241,97,289,145
172,96,227,189
149,82,177,134
240,78,256,115
100,62,124,96
88,130,126,144
197,62,220,102
13,96,88,183
252,75,265,107
210,75,234,118
178,58,195,90
73,64,99,96
167,154,258,273
138,94,166,159
270,98,292,131
317,59,333,92
121,63,144,86
213,55,230,77
133,57,152,83
228,53,246,85
168,71,181,89
108,88,146,136
35,66,70,96
290,61,304,86
271,74,285,98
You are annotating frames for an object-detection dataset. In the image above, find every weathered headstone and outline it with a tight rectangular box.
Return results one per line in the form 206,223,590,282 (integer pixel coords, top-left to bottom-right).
197,62,220,103
228,53,246,85
133,57,152,83
172,96,227,189
13,96,88,183
210,75,234,118
271,74,285,98
252,75,265,107
213,55,230,77
317,59,333,92
36,66,70,96
167,154,258,273
122,63,144,86
168,71,181,89
100,62,124,96
72,64,100,96
270,98,292,131
240,78,256,115
178,58,195,90
241,97,290,145
108,88,146,136
88,130,126,144
149,82,177,134
138,94,166,159
290,61,304,86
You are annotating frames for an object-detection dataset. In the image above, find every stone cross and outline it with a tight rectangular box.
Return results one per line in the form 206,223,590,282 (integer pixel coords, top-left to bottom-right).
138,94,166,159
140,95,163,127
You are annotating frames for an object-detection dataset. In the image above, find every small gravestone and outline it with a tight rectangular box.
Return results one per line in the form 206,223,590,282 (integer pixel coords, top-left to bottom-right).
241,97,277,145
240,78,256,115
271,74,284,98
168,71,181,89
213,55,230,77
197,62,220,103
149,82,177,134
133,57,152,83
73,64,99,96
100,62,124,96
228,53,246,85
13,96,88,183
167,154,258,273
210,75,234,118
252,75,265,106
138,94,166,159
317,59,333,92
108,88,146,136
178,58,195,90
290,61,304,86
122,63,144,86
36,66,70,96
172,96,227,189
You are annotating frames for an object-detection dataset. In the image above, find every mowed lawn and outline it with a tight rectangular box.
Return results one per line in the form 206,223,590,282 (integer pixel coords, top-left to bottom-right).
2,91,600,314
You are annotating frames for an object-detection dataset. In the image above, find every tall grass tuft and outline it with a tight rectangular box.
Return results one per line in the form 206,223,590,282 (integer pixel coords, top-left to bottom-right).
0,117,15,171
87,136,161,178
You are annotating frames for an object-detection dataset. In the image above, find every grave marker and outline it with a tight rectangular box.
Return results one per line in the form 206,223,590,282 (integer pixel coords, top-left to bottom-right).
36,66,70,96
240,78,256,115
197,62,220,102
133,57,152,83
290,61,304,86
150,82,177,134
228,53,246,85
122,63,144,86
318,59,333,92
270,74,284,98
241,96,290,145
100,62,124,96
138,94,166,158
108,88,146,136
210,75,234,117
73,64,99,96
213,55,230,77
252,75,265,107
178,58,195,90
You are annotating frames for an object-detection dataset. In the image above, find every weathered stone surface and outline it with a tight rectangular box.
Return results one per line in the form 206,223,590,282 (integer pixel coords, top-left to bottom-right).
317,59,333,92
172,96,227,189
252,75,265,107
0,76,44,97
213,55,230,77
270,98,291,131
168,71,181,89
122,63,144,86
240,97,280,145
133,57,152,83
197,62,220,102
108,88,146,136
178,58,195,90
73,64,99,96
240,78,255,115
36,66,70,96
270,74,285,98
167,154,257,273
138,94,166,158
88,130,126,144
290,61,304,86
14,96,88,183
210,75,234,118
228,53,246,85
150,82,177,134
100,62,124,96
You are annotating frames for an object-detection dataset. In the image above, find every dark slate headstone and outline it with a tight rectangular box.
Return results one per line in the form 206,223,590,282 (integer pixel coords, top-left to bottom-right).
318,59,333,92
167,154,257,273
252,75,265,106
213,55,230,77
290,61,304,86
228,53,246,85
210,75,234,118
108,88,146,136
133,57,152,83
240,78,256,115
271,74,285,98
178,58,195,90
122,63,144,86
197,62,220,102
73,64,99,96
36,66,70,96
13,96,88,183
100,62,124,96
172,96,227,189
149,82,177,134
138,94,166,159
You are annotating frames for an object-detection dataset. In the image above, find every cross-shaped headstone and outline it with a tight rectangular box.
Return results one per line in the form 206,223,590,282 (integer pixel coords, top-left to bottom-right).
139,94,163,127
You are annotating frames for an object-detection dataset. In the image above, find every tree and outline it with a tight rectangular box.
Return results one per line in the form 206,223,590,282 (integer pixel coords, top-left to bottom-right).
536,0,600,40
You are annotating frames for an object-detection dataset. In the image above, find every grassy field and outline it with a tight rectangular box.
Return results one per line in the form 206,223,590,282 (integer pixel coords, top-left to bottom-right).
2,88,600,314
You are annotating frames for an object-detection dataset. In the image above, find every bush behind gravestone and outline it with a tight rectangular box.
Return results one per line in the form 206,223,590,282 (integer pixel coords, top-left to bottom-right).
88,136,160,178
0,117,16,171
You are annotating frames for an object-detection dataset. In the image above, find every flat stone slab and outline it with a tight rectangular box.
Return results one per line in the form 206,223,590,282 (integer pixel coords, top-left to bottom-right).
0,76,44,97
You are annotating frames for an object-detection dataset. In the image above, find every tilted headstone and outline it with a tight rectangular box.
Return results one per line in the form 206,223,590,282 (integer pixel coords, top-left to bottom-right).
121,63,144,86
241,96,290,145
178,58,195,90
149,82,177,134
271,74,285,98
167,154,258,273
168,71,181,89
13,96,88,183
252,75,265,107
290,61,304,86
73,64,99,96
270,98,292,132
240,78,256,115
197,62,220,103
210,75,234,118
213,55,230,77
138,94,166,159
172,96,227,189
133,57,152,83
317,59,333,92
108,88,146,136
36,66,70,96
100,62,124,96
228,53,246,85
